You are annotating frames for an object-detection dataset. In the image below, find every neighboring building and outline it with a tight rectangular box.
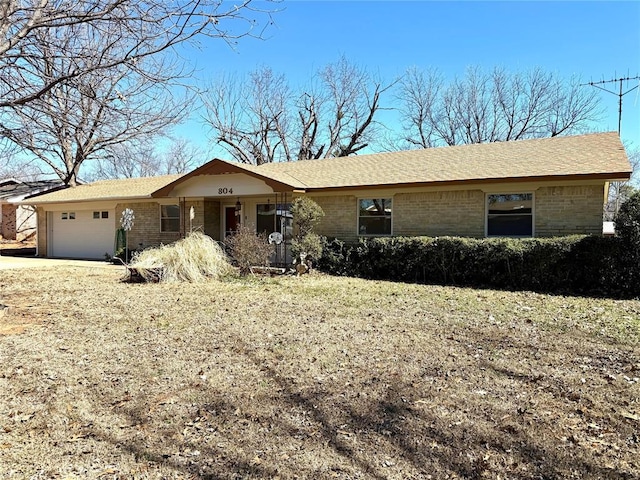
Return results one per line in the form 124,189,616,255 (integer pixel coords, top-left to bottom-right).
23,132,632,259
0,179,64,242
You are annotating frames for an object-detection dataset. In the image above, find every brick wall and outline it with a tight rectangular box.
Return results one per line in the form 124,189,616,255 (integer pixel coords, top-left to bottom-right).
204,200,221,240
37,207,47,256
394,190,485,237
184,200,205,235
1,204,16,240
309,195,359,242
308,185,604,240
535,185,604,236
115,202,180,250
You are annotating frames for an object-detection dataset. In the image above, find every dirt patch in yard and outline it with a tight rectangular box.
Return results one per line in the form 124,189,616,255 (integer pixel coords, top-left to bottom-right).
0,266,639,479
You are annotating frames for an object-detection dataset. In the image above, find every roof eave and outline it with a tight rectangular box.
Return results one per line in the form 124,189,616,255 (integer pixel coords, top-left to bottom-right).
18,194,156,205
302,172,633,193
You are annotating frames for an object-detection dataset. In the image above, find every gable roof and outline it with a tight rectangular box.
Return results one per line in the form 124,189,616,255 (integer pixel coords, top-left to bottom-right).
24,175,181,204
151,158,304,197
24,132,632,204
251,131,631,191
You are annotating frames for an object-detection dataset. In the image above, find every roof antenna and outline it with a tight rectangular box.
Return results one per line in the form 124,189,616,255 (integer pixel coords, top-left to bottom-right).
581,74,640,134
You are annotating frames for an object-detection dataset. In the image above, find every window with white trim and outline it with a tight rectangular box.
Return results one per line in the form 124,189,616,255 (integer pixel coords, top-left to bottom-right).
487,193,533,237
160,204,180,233
358,198,392,236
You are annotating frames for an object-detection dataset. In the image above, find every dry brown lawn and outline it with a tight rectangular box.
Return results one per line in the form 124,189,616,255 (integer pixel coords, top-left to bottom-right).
0,265,639,479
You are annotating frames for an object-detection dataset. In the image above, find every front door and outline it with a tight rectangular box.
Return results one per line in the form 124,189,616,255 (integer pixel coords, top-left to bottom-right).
224,206,239,237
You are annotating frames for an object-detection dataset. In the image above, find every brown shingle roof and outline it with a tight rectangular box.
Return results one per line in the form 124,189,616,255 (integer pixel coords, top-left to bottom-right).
26,175,181,204
24,132,633,203
253,132,631,190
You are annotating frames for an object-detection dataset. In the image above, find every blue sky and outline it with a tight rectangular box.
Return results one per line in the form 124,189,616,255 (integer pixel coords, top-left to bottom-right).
179,0,640,157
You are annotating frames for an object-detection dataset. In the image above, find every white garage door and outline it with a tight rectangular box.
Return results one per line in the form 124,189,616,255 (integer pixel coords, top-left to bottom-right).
50,209,115,259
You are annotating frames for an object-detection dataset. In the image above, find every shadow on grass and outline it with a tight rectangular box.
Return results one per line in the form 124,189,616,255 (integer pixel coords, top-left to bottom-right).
82,335,637,479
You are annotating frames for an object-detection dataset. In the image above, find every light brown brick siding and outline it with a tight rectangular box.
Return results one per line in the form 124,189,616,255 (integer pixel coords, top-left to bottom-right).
115,202,180,250
309,185,604,241
37,207,47,256
394,190,485,237
309,195,359,242
204,200,221,241
535,185,604,236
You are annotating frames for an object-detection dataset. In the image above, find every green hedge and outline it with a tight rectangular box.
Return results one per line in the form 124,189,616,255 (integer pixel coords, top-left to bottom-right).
317,235,638,298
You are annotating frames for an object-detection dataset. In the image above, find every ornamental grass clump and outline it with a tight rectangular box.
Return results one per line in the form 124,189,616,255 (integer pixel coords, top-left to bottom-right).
128,232,235,282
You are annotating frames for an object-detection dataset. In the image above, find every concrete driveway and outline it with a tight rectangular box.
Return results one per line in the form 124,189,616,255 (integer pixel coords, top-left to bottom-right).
0,255,120,270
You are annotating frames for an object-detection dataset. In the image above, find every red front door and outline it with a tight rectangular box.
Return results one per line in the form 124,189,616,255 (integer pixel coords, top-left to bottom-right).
225,206,239,237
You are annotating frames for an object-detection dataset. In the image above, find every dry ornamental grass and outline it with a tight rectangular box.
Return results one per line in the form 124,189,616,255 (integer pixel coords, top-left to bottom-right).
0,264,639,479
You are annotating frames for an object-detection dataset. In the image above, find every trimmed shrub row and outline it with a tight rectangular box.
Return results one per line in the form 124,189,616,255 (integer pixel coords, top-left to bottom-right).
317,235,640,298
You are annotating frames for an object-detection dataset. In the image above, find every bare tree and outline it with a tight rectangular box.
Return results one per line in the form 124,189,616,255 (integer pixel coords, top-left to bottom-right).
91,138,205,180
206,67,292,165
203,57,394,164
162,138,205,175
397,66,603,148
0,0,276,109
0,0,276,184
1,22,194,186
91,143,162,180
606,142,639,220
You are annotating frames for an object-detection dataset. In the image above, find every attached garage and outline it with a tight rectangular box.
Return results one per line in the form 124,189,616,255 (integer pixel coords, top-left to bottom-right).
48,209,115,259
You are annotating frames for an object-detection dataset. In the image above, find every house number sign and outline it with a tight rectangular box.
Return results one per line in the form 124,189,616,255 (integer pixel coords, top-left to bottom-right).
218,187,233,194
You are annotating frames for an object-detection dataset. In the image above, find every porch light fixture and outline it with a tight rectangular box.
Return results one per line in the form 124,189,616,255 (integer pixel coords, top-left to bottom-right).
235,198,241,213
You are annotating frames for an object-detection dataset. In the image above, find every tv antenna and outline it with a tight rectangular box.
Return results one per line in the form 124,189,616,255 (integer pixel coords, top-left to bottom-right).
582,75,640,134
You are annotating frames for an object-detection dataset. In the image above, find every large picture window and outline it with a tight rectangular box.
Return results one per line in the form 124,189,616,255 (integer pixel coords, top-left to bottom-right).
487,193,533,237
160,204,180,233
359,198,392,236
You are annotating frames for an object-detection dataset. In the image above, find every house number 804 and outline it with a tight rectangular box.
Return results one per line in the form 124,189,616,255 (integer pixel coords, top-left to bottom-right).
218,187,233,194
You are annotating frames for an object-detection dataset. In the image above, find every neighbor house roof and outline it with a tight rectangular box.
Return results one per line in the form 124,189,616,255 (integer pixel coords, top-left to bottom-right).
24,175,181,204
251,131,631,191
0,179,65,202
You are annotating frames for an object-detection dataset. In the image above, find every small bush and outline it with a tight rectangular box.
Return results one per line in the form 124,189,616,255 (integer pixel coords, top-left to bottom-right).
291,197,324,238
290,197,325,263
128,232,234,282
224,224,274,275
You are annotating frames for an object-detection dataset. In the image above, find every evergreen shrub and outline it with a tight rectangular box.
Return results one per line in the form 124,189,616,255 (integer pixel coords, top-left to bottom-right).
318,233,638,298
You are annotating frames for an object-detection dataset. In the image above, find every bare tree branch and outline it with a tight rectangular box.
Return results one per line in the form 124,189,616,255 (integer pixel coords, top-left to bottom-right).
398,66,603,148
0,0,278,108
1,24,193,185
202,57,393,164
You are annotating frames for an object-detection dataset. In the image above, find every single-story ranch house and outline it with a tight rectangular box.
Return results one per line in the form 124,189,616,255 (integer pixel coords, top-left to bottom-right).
22,132,632,260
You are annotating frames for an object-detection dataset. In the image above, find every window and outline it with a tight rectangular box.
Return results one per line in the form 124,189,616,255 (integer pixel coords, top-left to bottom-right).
160,204,180,233
359,198,392,235
487,193,533,237
256,203,292,236
93,211,109,219
61,212,75,220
